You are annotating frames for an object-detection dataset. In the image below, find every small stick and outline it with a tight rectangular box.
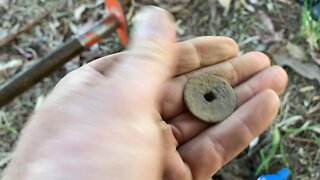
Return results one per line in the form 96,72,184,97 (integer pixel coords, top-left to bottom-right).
288,136,316,144
0,11,50,47
0,60,23,72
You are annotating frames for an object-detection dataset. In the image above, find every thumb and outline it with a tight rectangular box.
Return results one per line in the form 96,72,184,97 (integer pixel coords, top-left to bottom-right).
110,6,176,99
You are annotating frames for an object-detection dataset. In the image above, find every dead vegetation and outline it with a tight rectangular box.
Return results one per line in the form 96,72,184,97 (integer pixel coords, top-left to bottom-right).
0,0,319,179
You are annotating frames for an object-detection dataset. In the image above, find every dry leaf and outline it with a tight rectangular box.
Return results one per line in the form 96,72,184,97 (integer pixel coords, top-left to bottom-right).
74,4,87,21
217,0,231,14
258,10,274,33
12,44,34,59
0,28,9,40
249,0,259,4
311,51,320,65
0,0,9,10
0,154,11,168
35,95,46,110
274,53,320,83
0,59,23,72
64,59,80,72
256,10,284,44
68,21,78,35
237,0,256,13
243,3,255,13
286,42,307,60
154,0,191,13
175,19,186,36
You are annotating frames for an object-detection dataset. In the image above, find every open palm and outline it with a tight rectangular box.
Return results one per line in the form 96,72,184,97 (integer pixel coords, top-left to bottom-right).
4,8,287,180
88,36,287,179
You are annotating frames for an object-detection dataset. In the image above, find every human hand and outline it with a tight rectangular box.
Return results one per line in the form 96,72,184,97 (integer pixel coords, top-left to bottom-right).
3,7,287,180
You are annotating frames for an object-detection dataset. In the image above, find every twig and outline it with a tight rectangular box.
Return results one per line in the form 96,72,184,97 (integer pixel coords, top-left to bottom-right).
288,136,316,144
0,59,23,72
0,11,51,47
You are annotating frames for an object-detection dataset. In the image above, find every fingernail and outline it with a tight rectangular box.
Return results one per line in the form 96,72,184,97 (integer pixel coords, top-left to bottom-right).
133,6,175,40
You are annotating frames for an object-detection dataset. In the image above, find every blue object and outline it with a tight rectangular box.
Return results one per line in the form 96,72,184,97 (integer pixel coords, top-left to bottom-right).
257,168,290,180
311,2,320,19
296,0,320,20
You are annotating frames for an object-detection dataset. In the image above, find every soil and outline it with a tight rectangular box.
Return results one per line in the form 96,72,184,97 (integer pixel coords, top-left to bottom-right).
0,0,319,179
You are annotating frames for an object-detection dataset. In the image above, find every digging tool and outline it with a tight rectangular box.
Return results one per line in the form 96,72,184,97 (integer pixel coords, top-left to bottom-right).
0,0,128,107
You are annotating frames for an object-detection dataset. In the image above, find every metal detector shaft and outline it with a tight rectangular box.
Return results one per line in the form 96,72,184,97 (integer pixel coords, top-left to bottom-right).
0,15,119,107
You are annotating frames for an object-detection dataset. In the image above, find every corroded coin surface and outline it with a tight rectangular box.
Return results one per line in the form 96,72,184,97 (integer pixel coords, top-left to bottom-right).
184,73,236,123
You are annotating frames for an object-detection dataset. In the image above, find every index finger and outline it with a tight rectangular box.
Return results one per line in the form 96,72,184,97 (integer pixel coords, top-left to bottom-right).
87,36,238,76
175,36,238,75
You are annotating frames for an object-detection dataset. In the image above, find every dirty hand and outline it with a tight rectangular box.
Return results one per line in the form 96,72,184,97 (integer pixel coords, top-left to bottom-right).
4,7,288,180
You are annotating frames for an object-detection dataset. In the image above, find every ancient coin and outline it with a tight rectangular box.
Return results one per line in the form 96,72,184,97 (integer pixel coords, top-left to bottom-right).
184,73,236,123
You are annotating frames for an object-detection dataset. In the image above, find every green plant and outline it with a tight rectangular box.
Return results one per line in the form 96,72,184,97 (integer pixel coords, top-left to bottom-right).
255,128,281,176
255,123,320,176
301,1,320,50
0,111,18,136
282,125,320,133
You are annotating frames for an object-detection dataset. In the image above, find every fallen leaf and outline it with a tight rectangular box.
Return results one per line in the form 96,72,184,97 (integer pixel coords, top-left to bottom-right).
74,4,87,21
255,10,284,44
0,28,9,40
77,21,95,35
243,3,255,13
249,137,259,152
217,0,231,14
35,95,46,110
255,29,283,44
258,10,275,33
0,154,11,167
175,19,186,36
274,53,320,84
209,0,219,26
48,20,61,35
64,58,80,72
311,51,320,65
12,44,33,59
299,86,315,92
153,0,191,13
68,21,78,35
286,42,307,60
238,0,256,13
0,59,23,72
312,125,320,134
9,24,20,34
0,0,9,10
249,0,259,4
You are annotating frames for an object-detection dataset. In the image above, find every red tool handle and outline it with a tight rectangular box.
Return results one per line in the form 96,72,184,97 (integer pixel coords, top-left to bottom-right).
105,0,128,45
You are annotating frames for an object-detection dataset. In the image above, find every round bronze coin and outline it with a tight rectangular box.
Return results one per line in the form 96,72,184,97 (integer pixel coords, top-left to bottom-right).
184,73,236,123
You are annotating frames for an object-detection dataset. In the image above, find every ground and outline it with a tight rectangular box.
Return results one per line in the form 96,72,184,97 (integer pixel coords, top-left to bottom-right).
0,0,319,179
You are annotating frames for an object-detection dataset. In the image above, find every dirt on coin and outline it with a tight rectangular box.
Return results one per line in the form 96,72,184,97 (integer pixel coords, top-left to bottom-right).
184,73,236,123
